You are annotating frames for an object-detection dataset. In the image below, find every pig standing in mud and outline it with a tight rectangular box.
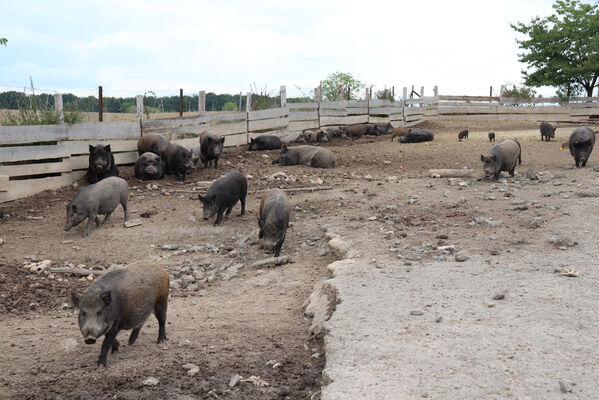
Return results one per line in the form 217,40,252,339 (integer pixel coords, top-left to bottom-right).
480,139,522,180
568,127,595,167
164,143,195,181
272,145,337,168
64,176,128,237
71,261,169,366
199,171,247,225
87,144,119,184
199,131,225,169
135,152,165,180
258,189,291,257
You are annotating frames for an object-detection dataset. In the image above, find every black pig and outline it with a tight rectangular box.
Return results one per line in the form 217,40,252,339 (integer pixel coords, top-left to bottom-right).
399,129,434,143
64,176,128,237
480,139,522,180
199,171,247,225
488,132,496,142
258,188,291,257
199,131,225,169
540,122,556,142
87,144,119,184
164,143,194,181
569,127,595,167
458,129,469,141
135,152,164,180
71,261,169,366
249,135,283,151
137,134,170,158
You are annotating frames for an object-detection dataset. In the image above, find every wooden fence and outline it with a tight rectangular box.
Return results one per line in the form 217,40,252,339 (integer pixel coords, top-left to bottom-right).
2,85,598,203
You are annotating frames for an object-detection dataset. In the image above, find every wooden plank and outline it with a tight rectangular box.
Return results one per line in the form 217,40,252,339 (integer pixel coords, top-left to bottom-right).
0,144,71,163
248,108,288,121
210,121,247,136
345,100,368,108
439,95,500,102
0,175,8,192
405,114,428,122
69,151,139,170
289,111,319,121
0,160,72,178
284,131,302,142
222,133,247,147
320,109,347,117
369,99,392,107
496,106,570,114
289,120,319,132
569,102,599,108
346,107,369,115
369,107,391,115
0,171,86,203
405,96,438,105
249,128,288,140
143,124,209,136
368,116,390,124
498,113,571,122
287,102,318,109
571,108,599,116
0,125,68,145
438,114,499,121
320,115,368,126
248,117,289,132
67,121,140,139
59,140,139,155
389,113,404,122
320,101,347,110
439,101,498,107
438,106,499,114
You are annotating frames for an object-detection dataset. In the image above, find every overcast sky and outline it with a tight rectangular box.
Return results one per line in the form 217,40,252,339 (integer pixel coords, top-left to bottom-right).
0,0,559,98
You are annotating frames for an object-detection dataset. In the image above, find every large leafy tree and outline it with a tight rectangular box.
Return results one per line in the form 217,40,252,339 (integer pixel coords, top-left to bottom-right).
321,72,365,101
511,0,599,97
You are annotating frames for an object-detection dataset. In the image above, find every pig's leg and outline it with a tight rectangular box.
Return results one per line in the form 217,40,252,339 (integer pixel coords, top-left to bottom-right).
128,327,141,345
214,157,219,169
214,207,225,225
102,211,114,224
111,338,120,354
121,200,128,221
95,216,101,227
240,195,246,216
97,329,119,366
84,215,96,237
154,298,168,343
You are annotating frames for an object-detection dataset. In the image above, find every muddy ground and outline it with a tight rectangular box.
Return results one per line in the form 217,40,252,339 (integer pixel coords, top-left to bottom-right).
0,119,597,399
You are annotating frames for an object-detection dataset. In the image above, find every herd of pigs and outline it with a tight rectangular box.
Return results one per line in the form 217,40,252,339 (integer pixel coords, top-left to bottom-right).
61,121,595,367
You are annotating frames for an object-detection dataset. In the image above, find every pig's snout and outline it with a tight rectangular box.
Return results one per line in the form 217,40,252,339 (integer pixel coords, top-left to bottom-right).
85,336,97,345
94,163,105,172
146,166,157,174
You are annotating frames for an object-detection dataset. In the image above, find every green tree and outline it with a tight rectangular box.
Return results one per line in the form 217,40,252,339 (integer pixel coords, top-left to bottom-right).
375,88,394,101
511,0,599,97
500,83,538,105
321,72,365,101
0,38,7,46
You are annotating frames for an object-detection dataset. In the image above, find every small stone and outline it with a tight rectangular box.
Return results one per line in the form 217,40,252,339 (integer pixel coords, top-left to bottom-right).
455,253,469,262
183,363,199,377
229,374,243,388
492,294,505,300
410,310,424,316
486,302,496,308
559,381,572,393
593,166,599,172
143,377,159,386
526,169,539,180
63,338,78,353
529,217,545,229
576,190,599,198
368,216,377,221
548,237,577,247
178,340,191,348
561,267,579,277
435,316,442,323
124,218,142,228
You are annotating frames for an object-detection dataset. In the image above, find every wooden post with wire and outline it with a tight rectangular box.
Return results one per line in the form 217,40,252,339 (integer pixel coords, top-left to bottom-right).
179,89,183,117
98,86,103,122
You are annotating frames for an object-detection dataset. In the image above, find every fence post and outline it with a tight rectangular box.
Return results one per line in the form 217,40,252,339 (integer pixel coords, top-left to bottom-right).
433,85,438,97
402,87,408,125
136,95,144,120
98,86,103,122
489,86,493,97
246,92,252,144
198,90,206,114
280,85,286,108
420,86,425,97
179,89,183,117
54,93,64,124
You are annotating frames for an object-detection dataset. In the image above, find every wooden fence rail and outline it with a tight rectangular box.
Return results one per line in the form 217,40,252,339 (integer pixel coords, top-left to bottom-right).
2,85,599,203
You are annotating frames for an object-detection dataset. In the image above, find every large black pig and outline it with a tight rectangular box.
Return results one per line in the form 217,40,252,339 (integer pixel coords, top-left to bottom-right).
198,171,247,225
249,135,283,151
399,129,434,143
258,188,291,257
64,176,128,237
272,145,337,168
87,144,119,184
199,131,225,169
71,261,169,366
135,152,165,180
164,143,194,181
568,127,595,167
137,134,170,158
540,122,556,142
480,139,522,180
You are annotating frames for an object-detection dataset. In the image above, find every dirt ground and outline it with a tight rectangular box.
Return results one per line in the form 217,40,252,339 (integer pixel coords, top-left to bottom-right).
0,119,597,399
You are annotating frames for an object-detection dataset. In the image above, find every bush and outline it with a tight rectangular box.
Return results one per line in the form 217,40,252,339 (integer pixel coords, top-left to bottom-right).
222,101,237,111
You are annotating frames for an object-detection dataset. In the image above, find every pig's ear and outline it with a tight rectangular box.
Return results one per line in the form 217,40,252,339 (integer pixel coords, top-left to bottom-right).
71,204,78,213
198,194,205,202
281,145,288,153
101,291,112,306
104,144,111,152
89,145,95,153
480,155,486,162
71,291,81,308
220,137,225,144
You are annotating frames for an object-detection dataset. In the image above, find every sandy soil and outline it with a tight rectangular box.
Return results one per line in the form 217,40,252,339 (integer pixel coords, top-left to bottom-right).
0,119,597,399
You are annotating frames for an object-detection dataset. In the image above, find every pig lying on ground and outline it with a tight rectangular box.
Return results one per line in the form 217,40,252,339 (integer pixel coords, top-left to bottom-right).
295,129,330,143
389,127,411,142
137,134,170,158
569,126,595,167
540,122,556,142
258,188,291,257
249,135,283,150
399,129,434,143
71,261,169,366
199,131,225,169
272,145,337,168
135,152,165,180
199,171,247,225
164,143,194,181
480,139,522,180
64,176,128,237
341,124,369,139
458,129,469,141
87,144,119,184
